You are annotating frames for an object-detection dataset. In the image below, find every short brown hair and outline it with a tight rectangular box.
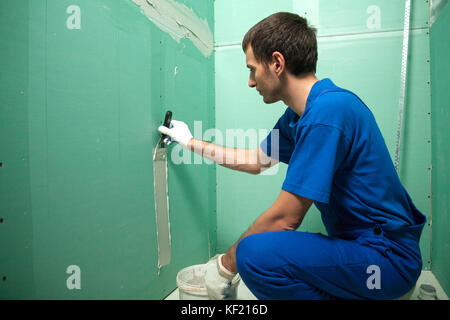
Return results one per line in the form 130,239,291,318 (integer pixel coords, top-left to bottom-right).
242,12,318,76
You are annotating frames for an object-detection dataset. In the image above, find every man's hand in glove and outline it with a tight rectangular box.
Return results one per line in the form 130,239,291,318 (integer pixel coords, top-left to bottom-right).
204,254,240,300
158,120,193,148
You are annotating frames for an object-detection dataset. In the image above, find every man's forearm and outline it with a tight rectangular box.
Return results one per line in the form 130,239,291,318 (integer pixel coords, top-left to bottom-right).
187,138,261,174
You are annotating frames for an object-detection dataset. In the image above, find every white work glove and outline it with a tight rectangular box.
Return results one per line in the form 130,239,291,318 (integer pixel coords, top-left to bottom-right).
204,254,240,300
158,120,193,148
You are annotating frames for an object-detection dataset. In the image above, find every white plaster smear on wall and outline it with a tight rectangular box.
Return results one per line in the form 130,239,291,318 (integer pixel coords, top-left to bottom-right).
133,0,213,57
430,0,449,26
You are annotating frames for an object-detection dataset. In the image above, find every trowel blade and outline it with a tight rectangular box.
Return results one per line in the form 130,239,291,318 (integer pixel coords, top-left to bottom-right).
153,146,171,269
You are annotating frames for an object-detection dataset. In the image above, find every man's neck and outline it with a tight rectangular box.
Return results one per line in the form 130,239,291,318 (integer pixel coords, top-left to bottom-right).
280,73,319,117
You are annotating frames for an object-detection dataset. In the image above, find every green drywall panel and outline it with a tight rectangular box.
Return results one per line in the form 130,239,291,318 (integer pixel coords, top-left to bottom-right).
0,0,34,299
430,1,450,296
215,0,293,46
315,0,429,36
215,0,429,45
1,0,215,299
214,1,431,269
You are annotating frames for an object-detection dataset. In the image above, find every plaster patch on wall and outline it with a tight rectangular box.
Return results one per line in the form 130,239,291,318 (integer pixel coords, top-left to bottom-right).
430,0,449,26
133,0,213,57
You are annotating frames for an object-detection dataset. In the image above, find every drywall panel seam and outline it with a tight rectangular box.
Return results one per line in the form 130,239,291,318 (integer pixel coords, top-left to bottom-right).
214,27,429,49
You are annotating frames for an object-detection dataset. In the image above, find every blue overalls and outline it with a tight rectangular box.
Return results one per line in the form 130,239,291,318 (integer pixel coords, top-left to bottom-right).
236,79,426,300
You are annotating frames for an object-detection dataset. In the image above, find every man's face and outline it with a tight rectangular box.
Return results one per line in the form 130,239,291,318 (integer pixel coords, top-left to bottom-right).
245,45,281,104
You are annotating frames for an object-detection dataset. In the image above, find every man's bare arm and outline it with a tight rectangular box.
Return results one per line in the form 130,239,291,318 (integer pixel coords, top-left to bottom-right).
187,138,278,175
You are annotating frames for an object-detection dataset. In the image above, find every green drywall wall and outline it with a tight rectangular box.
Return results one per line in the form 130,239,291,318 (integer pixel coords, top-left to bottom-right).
430,1,450,297
215,0,429,44
214,0,432,270
0,0,34,299
0,0,215,299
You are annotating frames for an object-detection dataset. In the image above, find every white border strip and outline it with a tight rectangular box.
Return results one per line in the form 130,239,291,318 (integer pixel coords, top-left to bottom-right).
394,0,411,173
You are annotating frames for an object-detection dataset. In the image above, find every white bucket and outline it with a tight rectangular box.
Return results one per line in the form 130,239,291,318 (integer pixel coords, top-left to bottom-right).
176,264,209,300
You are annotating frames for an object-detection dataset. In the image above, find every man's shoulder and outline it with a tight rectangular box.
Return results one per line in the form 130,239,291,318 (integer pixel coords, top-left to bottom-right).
311,89,368,119
316,88,361,106
301,89,371,135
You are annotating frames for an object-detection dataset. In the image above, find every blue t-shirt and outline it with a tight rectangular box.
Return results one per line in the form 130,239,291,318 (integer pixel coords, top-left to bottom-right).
261,78,426,240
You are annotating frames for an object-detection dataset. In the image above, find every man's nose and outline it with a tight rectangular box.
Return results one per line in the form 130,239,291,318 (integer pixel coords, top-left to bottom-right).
248,78,256,88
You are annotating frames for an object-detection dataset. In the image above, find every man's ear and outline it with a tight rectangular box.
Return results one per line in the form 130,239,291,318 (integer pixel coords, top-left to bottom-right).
272,51,285,75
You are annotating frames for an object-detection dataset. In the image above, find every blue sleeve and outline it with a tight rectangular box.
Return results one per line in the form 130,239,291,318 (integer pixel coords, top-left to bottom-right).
260,109,294,164
282,124,350,204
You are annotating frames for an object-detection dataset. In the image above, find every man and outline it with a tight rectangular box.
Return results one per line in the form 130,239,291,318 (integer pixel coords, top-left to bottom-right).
158,12,426,300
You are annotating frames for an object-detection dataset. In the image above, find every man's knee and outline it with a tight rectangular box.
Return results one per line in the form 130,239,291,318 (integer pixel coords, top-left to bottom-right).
236,233,266,276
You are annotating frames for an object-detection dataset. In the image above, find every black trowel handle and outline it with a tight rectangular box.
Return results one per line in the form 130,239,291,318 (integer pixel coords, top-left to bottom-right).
163,111,172,128
161,111,172,145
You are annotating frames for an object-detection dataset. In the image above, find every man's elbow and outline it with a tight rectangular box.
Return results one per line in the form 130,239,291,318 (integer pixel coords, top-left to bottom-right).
267,191,312,232
273,216,302,232
248,162,275,175
244,163,263,175
248,166,262,175
246,148,273,175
